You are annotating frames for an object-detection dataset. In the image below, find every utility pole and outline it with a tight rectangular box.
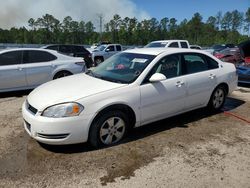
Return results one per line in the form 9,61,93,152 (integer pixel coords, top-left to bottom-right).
97,14,103,42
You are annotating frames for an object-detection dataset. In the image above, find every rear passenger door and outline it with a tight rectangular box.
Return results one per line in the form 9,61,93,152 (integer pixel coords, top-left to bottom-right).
182,53,219,109
22,50,56,87
0,51,27,90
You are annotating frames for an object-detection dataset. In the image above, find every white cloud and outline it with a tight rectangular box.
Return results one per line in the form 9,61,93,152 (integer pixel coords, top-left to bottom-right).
0,0,151,29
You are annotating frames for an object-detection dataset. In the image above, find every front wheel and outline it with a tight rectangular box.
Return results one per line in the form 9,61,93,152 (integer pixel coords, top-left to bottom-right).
207,86,226,111
89,111,129,148
53,71,72,79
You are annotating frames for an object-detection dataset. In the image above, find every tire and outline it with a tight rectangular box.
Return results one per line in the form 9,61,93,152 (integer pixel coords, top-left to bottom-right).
207,85,226,111
89,111,129,148
53,71,72,79
95,57,104,65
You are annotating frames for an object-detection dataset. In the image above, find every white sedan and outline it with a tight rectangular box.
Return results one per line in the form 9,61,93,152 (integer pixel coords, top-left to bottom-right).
0,48,86,92
22,48,237,148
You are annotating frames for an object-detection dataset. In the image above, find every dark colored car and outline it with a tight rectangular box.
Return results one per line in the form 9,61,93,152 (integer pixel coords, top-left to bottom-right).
211,44,236,53
214,47,243,64
42,44,95,68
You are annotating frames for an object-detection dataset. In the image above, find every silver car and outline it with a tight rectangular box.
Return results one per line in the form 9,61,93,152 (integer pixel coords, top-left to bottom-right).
0,48,86,93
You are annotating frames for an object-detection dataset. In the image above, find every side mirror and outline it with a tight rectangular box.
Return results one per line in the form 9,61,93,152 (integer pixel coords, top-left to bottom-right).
149,73,166,83
105,48,110,52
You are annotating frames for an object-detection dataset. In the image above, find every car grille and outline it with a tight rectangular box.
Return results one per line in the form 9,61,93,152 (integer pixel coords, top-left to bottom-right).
27,102,38,115
37,133,69,139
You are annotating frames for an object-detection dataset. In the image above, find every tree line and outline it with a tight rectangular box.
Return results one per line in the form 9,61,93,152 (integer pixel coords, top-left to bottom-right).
0,8,249,46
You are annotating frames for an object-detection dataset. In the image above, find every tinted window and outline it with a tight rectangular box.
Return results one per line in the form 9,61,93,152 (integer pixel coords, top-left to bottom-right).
23,50,57,64
205,56,219,69
46,45,58,51
116,45,122,51
168,42,179,48
106,45,115,51
74,46,89,53
59,45,73,53
0,51,22,66
145,42,167,48
184,54,208,74
180,42,188,48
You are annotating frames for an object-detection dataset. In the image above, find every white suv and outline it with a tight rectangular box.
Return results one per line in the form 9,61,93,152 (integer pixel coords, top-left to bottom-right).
145,40,190,49
91,44,122,64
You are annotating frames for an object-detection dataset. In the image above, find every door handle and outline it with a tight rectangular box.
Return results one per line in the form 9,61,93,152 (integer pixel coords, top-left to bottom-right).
17,67,23,71
209,74,216,79
176,81,184,87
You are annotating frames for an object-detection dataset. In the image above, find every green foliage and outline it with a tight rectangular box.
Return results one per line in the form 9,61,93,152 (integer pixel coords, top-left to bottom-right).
0,10,249,46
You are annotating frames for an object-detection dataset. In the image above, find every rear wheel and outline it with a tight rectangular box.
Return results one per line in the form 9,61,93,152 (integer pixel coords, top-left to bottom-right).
53,71,72,79
207,86,226,111
89,111,128,148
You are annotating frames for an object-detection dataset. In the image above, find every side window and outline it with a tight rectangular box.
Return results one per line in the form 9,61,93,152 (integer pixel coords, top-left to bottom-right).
116,45,122,51
144,54,182,83
180,42,188,48
74,46,88,53
0,51,22,66
59,45,72,53
184,54,208,74
205,56,219,69
106,45,115,51
168,42,179,48
23,50,57,64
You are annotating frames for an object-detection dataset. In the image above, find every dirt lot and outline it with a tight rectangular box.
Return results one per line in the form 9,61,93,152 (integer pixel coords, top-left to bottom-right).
0,86,250,188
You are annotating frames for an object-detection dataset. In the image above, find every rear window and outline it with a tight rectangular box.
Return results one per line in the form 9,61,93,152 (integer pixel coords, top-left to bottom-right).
145,42,167,48
46,45,58,51
74,46,89,53
23,50,57,64
180,42,188,48
116,45,122,51
168,42,179,48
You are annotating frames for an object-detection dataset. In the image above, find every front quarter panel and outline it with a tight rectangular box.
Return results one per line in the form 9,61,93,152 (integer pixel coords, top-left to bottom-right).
77,84,141,128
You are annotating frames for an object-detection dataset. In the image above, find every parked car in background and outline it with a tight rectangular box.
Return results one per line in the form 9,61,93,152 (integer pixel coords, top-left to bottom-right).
91,44,122,64
190,45,202,50
236,65,250,84
213,47,243,64
22,48,237,148
42,44,95,68
239,40,250,65
236,40,250,84
205,44,236,54
145,40,190,49
0,48,85,93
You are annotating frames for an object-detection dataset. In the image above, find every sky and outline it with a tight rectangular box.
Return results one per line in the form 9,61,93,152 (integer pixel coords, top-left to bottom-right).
0,0,249,29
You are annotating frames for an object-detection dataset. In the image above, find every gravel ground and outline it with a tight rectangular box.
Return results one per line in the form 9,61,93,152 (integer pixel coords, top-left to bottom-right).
0,86,250,188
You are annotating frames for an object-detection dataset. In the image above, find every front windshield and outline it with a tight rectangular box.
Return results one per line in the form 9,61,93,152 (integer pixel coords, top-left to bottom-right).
96,45,107,51
89,52,156,83
145,42,167,48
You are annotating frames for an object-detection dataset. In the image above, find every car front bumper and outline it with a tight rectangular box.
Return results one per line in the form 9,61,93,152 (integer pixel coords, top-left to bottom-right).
22,102,93,145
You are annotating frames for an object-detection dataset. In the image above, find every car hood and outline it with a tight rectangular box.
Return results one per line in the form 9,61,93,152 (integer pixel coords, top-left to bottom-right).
27,73,126,110
239,40,250,58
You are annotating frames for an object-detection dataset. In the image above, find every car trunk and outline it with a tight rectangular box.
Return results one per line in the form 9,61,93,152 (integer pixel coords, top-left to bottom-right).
239,40,250,64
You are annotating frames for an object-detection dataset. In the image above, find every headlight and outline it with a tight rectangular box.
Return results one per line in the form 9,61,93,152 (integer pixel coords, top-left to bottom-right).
42,102,84,118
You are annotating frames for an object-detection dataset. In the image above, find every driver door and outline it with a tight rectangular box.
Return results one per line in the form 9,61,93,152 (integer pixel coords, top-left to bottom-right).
139,54,187,125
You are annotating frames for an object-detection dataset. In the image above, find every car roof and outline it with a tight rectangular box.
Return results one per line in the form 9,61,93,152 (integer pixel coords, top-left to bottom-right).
124,47,204,56
149,40,188,43
0,48,58,53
